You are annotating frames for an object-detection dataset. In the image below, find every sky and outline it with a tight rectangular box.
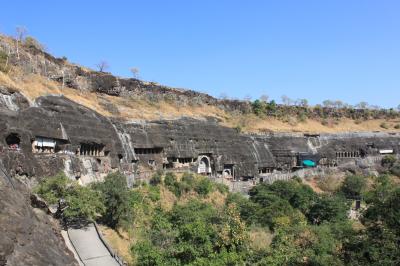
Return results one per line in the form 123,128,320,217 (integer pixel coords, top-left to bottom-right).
1,1,400,108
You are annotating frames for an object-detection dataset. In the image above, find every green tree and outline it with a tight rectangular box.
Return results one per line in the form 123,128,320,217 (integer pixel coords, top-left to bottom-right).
226,192,260,225
63,184,105,220
34,172,70,204
35,173,105,220
252,99,264,116
262,224,342,265
217,204,248,252
307,195,347,225
340,175,366,199
93,172,132,229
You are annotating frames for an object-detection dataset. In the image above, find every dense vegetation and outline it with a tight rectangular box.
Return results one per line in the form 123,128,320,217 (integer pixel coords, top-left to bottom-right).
35,171,400,265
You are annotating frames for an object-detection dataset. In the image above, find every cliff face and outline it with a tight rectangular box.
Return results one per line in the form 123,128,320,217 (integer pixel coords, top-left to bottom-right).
0,163,77,266
1,89,399,184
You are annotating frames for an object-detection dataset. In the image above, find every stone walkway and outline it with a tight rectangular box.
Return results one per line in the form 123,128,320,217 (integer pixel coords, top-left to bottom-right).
67,224,120,266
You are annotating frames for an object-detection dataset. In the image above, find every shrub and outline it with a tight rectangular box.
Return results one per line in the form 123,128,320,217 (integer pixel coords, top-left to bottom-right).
24,36,46,51
235,125,243,133
214,182,229,194
380,122,389,129
298,112,307,123
194,177,214,196
182,172,195,187
390,163,400,177
382,155,397,167
164,172,177,187
164,172,181,197
148,185,161,202
0,50,9,73
150,172,162,186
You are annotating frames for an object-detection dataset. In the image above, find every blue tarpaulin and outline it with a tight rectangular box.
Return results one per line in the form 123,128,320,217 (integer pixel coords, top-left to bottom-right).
302,160,316,167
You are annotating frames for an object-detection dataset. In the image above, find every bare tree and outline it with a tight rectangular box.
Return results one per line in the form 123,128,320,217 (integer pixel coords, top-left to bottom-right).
260,94,269,102
15,26,27,59
96,61,109,72
333,100,344,109
322,100,334,108
281,95,292,106
356,101,369,109
298,98,308,107
130,67,140,79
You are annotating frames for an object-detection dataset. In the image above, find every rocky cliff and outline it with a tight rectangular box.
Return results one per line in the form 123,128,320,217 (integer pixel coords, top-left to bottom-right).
1,89,399,185
0,162,77,265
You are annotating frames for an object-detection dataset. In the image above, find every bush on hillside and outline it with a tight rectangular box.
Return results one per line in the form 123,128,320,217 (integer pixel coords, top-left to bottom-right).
390,163,400,177
24,36,46,51
149,172,162,186
0,50,9,72
194,177,214,196
382,155,397,167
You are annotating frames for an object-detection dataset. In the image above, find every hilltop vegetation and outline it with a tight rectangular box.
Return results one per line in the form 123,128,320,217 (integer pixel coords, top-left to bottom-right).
35,169,400,265
1,32,400,133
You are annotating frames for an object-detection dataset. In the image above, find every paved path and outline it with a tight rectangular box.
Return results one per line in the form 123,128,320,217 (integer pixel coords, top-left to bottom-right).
67,224,120,266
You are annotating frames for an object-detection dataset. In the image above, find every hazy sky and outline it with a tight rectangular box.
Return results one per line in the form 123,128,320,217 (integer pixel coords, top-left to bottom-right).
1,1,400,107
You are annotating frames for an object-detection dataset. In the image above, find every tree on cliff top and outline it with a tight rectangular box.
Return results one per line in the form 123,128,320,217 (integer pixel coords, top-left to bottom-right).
96,60,109,72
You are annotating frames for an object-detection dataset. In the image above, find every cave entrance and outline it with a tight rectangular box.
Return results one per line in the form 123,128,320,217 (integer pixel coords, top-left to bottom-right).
198,156,211,175
6,133,20,150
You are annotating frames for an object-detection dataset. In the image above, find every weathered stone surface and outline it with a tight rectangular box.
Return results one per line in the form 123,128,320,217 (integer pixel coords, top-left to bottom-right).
0,164,77,266
0,94,399,183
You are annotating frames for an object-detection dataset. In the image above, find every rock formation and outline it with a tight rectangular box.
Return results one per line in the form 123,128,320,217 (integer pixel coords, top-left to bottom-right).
0,162,77,265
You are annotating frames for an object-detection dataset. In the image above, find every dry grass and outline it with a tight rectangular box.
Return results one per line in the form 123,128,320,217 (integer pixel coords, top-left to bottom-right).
317,174,345,193
159,186,177,211
204,190,227,209
248,226,274,251
98,225,133,265
1,69,399,133
223,113,400,133
302,177,325,194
